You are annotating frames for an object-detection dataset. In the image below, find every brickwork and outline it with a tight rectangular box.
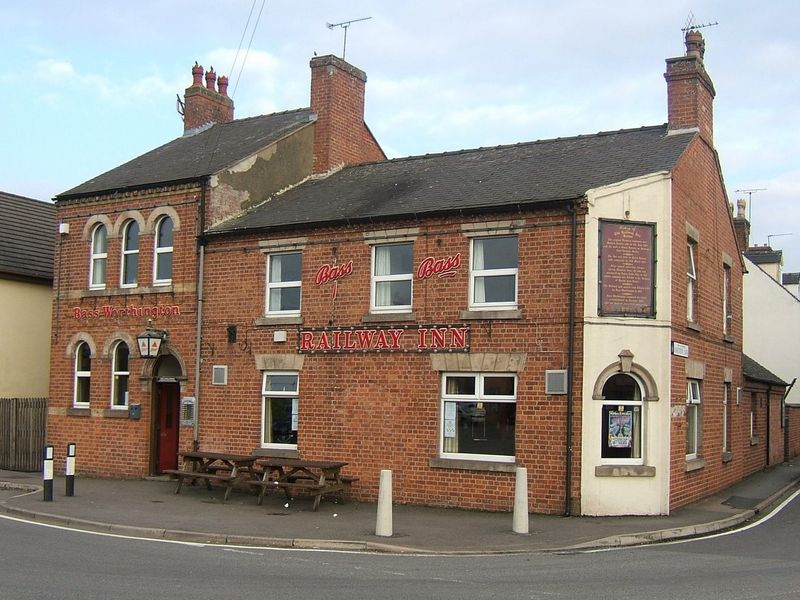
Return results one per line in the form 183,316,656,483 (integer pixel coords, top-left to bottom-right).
183,65,234,133
668,136,746,509
200,207,585,513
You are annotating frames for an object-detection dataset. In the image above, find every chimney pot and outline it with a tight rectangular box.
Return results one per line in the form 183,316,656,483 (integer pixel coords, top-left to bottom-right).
737,198,746,219
685,30,705,59
192,62,204,86
205,67,217,92
218,75,229,97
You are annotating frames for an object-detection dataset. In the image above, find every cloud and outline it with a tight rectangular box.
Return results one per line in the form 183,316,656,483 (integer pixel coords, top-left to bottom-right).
34,58,76,81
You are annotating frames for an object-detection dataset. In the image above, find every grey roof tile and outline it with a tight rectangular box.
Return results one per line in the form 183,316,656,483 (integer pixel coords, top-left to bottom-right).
57,109,314,198
0,191,55,281
211,124,695,235
743,354,787,386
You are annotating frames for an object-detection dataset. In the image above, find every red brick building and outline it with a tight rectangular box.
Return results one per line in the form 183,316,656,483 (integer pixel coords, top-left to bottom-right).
48,32,798,515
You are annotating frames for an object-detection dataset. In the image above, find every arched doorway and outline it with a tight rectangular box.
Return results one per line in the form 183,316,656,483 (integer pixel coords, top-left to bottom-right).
153,354,183,474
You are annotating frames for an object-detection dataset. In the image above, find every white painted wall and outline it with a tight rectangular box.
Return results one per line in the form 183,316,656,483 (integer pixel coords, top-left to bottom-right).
580,172,673,515
743,257,800,405
0,279,52,397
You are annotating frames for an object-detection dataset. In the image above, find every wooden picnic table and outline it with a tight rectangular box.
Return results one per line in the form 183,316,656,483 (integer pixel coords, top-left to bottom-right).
252,457,352,511
163,451,258,501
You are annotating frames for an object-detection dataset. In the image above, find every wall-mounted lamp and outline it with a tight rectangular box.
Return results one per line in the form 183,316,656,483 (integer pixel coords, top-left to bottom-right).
136,319,168,359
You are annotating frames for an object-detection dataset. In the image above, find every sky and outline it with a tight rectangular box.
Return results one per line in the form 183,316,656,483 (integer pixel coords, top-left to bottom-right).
2,1,799,270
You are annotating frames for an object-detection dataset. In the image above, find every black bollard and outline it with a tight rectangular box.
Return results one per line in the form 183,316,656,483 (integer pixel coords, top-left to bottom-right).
43,445,54,502
65,443,76,497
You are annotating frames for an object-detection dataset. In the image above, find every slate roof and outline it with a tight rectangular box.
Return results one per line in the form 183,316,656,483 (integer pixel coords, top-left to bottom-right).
782,272,800,286
744,246,782,265
57,109,315,199
210,124,696,235
743,354,787,387
0,191,55,282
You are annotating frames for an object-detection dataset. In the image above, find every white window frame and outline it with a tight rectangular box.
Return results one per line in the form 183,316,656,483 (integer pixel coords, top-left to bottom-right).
468,235,518,310
153,216,173,286
120,220,140,288
371,242,413,313
73,342,91,407
265,251,302,316
686,379,702,459
260,371,299,449
110,341,130,409
687,239,697,322
89,224,108,290
440,372,516,463
722,264,731,335
600,374,645,466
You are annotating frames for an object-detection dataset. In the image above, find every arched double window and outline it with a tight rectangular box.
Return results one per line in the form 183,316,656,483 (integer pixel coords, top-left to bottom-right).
74,342,92,407
153,216,173,285
120,220,140,287
111,341,130,408
89,224,108,289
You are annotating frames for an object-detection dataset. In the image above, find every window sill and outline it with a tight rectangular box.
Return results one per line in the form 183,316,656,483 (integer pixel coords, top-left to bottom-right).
66,407,91,417
80,284,177,297
687,321,703,333
361,311,416,323
750,436,760,446
595,465,655,477
722,451,734,463
685,457,706,472
254,315,303,326
723,335,735,344
459,309,522,321
103,409,129,418
430,457,518,473
252,447,300,459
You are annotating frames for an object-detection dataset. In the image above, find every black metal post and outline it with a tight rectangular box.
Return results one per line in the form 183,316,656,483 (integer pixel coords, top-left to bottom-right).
43,445,54,502
65,442,76,497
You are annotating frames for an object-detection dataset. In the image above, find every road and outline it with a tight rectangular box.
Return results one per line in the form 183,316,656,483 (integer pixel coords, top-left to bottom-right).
2,490,799,600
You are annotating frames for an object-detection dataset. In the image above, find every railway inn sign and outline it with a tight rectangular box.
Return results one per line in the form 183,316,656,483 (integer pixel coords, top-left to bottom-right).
298,324,470,354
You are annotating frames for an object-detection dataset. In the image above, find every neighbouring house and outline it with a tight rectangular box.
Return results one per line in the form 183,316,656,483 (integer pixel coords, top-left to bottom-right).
0,191,54,470
48,31,795,515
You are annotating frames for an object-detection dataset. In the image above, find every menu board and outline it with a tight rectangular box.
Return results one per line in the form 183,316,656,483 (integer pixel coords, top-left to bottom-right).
599,221,655,316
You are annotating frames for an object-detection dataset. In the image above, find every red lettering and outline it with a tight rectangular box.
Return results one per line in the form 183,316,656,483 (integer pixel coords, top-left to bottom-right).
357,330,375,348
300,331,314,351
315,260,354,285
450,327,468,348
417,253,461,280
374,330,390,349
343,331,356,349
332,330,341,349
389,329,404,348
418,328,428,348
430,328,447,348
315,332,331,350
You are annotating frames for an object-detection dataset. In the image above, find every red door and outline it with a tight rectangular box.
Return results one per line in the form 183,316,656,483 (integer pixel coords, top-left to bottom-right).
156,382,180,473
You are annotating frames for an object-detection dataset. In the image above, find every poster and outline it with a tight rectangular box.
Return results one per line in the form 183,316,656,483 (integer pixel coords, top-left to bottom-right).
608,410,633,448
599,221,655,316
444,402,456,438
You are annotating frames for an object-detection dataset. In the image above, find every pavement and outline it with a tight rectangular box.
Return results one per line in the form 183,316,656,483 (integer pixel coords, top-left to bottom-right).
2,461,800,554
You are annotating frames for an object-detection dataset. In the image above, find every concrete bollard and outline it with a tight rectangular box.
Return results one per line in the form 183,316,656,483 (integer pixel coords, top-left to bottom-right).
43,445,54,502
65,442,76,497
512,466,529,534
375,469,393,537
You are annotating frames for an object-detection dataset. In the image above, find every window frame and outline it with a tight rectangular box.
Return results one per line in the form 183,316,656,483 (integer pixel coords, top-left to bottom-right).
722,264,732,335
723,383,731,453
687,239,697,322
153,216,174,286
260,371,299,449
110,341,130,409
89,223,108,290
468,235,519,310
73,342,91,407
265,251,302,316
370,242,413,313
600,374,645,466
120,220,140,288
686,379,702,459
440,372,516,463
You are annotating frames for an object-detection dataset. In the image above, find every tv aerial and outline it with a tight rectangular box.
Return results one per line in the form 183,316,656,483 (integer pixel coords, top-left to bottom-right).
326,17,371,60
681,11,718,34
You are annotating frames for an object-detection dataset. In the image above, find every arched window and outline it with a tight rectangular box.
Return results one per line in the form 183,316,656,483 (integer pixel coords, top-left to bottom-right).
89,224,108,289
111,341,130,408
74,342,91,407
120,220,139,287
600,373,643,464
153,216,173,285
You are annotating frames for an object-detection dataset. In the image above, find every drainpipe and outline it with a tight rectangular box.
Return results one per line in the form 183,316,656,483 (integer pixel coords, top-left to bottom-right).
192,178,209,450
766,384,772,467
783,378,796,461
565,200,578,516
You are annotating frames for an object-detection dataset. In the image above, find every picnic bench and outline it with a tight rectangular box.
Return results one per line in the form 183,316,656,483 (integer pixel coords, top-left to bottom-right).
251,458,354,511
163,451,258,501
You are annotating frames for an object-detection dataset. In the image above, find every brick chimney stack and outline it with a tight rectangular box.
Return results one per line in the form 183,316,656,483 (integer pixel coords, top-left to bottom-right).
182,62,234,135
309,55,385,174
732,198,751,252
664,30,716,145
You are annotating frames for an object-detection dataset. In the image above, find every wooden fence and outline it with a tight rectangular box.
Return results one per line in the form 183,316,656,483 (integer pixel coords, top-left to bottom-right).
0,397,47,471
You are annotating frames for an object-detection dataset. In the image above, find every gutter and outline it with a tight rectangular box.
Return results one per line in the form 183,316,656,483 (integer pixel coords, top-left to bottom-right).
565,200,578,516
192,178,209,450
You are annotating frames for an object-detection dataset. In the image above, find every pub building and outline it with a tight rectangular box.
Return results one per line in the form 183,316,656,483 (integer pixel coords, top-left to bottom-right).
49,32,769,516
